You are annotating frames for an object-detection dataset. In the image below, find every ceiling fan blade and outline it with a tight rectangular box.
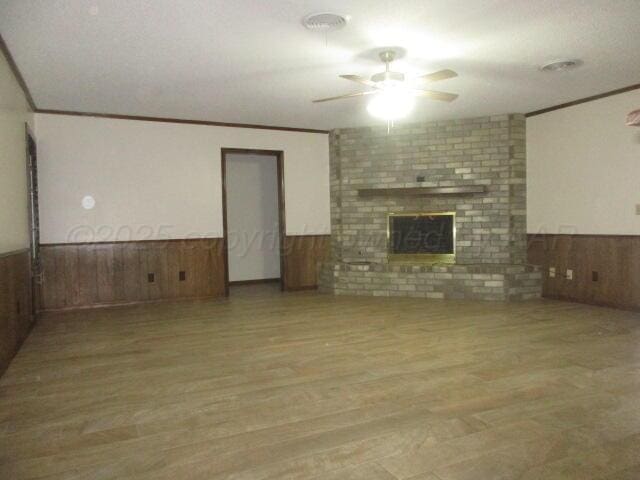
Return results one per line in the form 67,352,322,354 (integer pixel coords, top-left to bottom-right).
418,69,458,83
339,74,381,89
313,90,378,103
413,89,459,102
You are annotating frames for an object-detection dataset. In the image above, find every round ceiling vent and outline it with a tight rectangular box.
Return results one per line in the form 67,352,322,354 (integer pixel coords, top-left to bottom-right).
540,59,583,72
302,12,349,31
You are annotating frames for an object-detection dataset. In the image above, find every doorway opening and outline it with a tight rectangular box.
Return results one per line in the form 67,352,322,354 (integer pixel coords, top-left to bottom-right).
221,149,286,296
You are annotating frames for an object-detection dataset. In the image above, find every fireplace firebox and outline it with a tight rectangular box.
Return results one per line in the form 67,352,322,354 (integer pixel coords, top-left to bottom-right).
387,212,456,263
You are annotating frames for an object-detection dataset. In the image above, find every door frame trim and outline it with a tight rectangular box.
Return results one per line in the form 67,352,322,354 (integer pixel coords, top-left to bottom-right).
24,124,40,318
220,148,286,295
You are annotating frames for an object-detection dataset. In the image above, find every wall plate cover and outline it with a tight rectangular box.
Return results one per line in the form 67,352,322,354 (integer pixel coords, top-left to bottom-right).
81,195,96,210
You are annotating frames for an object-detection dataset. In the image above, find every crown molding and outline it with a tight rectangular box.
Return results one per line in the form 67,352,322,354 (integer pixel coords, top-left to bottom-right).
526,83,640,117
8,25,637,128
34,109,329,134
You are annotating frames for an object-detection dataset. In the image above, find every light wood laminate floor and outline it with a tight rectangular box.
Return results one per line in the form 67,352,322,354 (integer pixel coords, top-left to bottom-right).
1,284,639,479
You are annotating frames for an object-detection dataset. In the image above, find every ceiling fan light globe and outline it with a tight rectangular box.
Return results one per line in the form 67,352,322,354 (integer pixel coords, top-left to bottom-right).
367,89,415,121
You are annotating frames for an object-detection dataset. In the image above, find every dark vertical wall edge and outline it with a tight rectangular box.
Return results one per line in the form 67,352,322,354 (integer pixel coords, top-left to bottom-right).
0,249,33,377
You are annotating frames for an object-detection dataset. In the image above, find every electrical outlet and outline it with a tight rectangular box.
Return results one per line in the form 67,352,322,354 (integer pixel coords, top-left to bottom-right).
549,267,556,278
148,273,155,283
566,269,573,280
179,271,186,281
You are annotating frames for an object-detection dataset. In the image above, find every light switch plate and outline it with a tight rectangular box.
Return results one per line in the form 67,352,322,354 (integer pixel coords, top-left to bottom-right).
566,269,573,280
549,267,556,278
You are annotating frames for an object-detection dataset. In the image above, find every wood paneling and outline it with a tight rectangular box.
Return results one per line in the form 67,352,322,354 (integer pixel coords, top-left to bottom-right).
283,235,330,290
527,234,640,310
38,236,330,309
0,249,33,376
39,239,226,311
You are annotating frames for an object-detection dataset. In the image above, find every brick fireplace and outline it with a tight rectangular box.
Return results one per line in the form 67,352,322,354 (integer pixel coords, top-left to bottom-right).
319,114,541,301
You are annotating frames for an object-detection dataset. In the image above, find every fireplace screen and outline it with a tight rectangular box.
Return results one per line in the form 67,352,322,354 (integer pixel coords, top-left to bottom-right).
387,212,455,263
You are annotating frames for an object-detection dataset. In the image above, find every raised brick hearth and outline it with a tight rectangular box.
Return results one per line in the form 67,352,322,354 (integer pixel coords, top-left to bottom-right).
319,114,542,301
320,262,541,301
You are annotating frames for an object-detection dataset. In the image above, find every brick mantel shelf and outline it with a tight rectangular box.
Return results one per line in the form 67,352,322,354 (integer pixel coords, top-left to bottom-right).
358,185,487,197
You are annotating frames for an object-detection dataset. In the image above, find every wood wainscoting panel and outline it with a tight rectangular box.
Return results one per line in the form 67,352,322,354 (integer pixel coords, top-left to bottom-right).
283,235,330,290
0,249,33,376
40,238,226,311
527,234,640,310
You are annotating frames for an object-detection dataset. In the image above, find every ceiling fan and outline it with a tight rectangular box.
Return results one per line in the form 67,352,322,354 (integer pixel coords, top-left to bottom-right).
313,50,459,120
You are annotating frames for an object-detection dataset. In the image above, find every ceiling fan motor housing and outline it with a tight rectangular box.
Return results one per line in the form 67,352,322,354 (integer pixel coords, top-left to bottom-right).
371,71,405,84
372,50,404,85
311,47,458,105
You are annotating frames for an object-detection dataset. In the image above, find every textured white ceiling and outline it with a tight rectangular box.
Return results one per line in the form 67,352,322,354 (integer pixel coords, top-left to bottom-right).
1,0,639,130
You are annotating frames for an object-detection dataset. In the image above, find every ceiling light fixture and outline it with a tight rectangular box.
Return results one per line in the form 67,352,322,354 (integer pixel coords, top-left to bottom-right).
539,59,583,72
312,49,458,130
366,87,415,121
302,13,349,31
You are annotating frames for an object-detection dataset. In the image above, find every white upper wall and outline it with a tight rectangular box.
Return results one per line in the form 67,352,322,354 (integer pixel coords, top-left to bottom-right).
34,114,330,243
527,89,640,235
0,50,32,253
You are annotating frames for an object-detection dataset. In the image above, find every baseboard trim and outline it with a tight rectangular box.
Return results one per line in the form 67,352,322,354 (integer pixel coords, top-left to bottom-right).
543,294,640,313
229,278,280,286
285,285,319,292
0,247,30,258
527,233,640,239
39,294,227,313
